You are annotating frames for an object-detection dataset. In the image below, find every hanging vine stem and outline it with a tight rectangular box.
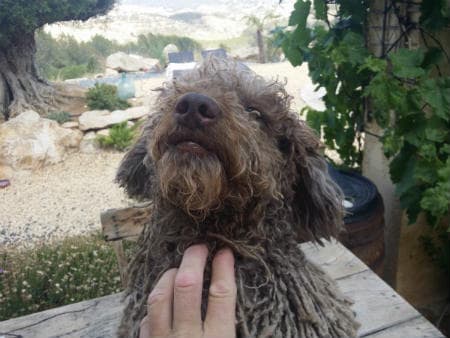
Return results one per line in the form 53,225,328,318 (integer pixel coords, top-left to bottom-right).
419,30,443,76
420,29,450,63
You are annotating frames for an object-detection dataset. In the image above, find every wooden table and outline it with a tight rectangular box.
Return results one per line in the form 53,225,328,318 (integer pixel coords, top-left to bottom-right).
0,241,445,338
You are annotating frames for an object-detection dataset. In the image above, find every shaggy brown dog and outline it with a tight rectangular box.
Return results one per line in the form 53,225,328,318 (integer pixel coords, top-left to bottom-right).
116,57,359,337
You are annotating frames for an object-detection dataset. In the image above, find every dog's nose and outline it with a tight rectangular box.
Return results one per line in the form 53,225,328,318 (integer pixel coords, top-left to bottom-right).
174,92,221,129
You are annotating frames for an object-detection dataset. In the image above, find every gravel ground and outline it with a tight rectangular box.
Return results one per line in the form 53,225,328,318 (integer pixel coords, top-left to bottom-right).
0,152,130,249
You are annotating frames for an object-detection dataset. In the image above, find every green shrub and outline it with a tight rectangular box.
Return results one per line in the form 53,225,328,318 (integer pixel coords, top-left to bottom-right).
59,64,88,80
47,111,71,124
86,83,130,111
0,234,134,321
97,121,137,151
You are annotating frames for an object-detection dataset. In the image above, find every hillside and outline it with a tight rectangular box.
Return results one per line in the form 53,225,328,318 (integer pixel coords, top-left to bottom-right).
44,0,295,43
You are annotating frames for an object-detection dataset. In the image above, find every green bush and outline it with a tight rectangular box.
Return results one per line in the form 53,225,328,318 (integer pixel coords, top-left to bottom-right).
0,234,130,321
47,111,71,124
97,121,137,151
86,83,130,111
59,64,88,80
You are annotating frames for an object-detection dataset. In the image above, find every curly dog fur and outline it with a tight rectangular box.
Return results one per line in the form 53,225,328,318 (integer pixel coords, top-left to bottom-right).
116,57,359,337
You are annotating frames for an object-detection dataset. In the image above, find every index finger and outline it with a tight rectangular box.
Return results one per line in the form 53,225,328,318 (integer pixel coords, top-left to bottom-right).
204,248,236,337
172,244,208,333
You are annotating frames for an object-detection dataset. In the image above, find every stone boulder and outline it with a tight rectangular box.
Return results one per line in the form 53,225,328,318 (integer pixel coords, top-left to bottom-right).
78,106,149,131
61,121,79,129
230,47,259,61
96,129,110,137
106,52,160,72
79,132,100,154
0,111,83,170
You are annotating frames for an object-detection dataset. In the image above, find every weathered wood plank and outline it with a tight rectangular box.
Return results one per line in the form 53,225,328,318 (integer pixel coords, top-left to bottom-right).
300,240,369,280
0,242,443,338
362,316,445,338
0,293,123,338
337,269,443,337
100,202,151,241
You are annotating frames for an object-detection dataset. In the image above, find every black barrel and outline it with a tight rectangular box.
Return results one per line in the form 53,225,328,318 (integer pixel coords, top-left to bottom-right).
328,164,385,276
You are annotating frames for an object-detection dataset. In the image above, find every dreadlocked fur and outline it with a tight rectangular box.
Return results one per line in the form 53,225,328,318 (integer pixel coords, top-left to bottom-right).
116,57,359,337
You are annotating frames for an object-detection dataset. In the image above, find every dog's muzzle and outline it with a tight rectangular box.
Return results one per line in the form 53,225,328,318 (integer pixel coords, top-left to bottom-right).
174,92,221,130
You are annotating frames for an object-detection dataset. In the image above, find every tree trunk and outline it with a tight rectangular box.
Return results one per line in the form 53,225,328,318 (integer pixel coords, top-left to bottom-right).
363,0,405,287
256,29,265,63
0,33,59,120
0,73,8,122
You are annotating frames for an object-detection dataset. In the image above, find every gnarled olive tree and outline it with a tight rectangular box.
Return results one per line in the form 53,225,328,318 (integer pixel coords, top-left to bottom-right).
0,0,115,119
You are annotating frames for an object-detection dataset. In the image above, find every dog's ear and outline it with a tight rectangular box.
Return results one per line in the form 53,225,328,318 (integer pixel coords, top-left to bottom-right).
116,117,158,200
282,116,343,244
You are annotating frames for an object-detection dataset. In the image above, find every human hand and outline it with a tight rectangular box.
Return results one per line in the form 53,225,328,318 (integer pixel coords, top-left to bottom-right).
139,245,237,338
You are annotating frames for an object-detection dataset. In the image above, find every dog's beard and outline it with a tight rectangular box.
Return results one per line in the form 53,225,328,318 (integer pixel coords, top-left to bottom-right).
157,148,226,218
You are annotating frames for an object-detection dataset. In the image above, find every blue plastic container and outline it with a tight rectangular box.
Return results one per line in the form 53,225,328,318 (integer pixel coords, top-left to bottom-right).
117,73,135,100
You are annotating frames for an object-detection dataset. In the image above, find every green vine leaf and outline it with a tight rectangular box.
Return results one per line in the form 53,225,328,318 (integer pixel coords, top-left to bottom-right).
418,143,437,161
414,160,438,185
382,129,402,158
390,49,426,79
419,78,450,121
305,108,324,133
292,25,312,49
421,184,450,226
359,56,386,73
422,47,444,69
313,0,327,21
425,124,448,143
440,144,450,155
399,186,423,224
331,32,367,65
289,0,311,27
284,43,304,66
394,156,416,196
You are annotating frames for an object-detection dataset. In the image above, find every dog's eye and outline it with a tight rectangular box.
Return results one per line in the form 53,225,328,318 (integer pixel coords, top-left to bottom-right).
245,107,262,119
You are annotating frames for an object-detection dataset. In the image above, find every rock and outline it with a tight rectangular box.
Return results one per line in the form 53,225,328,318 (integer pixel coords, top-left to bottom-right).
127,121,135,128
52,83,88,117
0,110,83,170
61,121,79,129
163,44,179,62
96,129,110,137
15,110,40,123
106,52,160,72
0,179,10,189
79,132,99,154
230,47,259,61
105,68,119,76
78,106,149,131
